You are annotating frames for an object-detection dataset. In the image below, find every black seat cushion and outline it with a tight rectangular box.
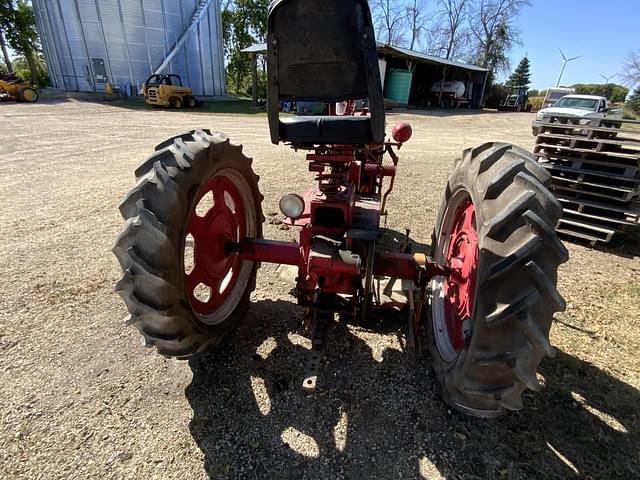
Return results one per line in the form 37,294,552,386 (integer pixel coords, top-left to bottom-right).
279,116,373,144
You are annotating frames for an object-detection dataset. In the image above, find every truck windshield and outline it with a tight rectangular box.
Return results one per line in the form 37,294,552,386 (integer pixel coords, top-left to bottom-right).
553,97,598,110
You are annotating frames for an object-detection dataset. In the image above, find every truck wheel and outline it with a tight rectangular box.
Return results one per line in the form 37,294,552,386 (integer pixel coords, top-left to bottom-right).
19,87,38,103
113,130,264,359
185,95,197,108
428,142,569,417
169,96,183,109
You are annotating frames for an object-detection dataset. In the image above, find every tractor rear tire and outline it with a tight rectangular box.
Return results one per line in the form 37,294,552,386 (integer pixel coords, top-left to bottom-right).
113,129,264,359
428,142,569,417
169,96,183,109
185,95,197,108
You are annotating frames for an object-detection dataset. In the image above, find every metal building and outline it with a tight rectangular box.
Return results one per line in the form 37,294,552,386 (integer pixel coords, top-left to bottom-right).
32,0,226,96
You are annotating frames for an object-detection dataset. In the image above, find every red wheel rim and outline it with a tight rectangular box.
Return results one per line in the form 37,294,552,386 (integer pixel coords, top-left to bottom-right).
184,175,246,317
442,194,478,352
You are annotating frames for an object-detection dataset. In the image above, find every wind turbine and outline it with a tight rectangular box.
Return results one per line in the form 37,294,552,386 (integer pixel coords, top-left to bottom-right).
599,73,616,84
556,49,581,87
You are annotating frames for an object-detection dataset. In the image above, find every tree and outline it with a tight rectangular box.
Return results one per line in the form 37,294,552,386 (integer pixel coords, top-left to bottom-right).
0,27,12,72
435,0,470,60
506,55,531,86
571,83,629,103
626,87,640,115
222,0,268,95
404,0,427,51
372,0,407,46
469,0,530,84
621,50,640,87
0,0,41,84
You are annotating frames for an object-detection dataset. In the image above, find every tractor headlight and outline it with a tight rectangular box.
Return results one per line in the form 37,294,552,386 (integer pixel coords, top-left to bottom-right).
279,193,305,219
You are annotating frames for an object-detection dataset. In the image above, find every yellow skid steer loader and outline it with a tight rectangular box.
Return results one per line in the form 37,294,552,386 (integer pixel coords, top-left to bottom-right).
142,74,197,109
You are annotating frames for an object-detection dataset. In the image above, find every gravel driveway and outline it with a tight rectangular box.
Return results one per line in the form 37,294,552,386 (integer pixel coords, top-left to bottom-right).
1,99,638,479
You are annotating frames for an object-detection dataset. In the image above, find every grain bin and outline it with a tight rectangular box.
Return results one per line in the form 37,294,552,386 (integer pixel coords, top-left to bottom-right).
32,0,226,96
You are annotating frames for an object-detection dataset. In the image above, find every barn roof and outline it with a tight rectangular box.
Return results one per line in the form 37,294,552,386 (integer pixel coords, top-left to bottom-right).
241,42,488,73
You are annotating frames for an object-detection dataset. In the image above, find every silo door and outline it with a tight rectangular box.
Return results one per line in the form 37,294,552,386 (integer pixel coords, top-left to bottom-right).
91,58,108,89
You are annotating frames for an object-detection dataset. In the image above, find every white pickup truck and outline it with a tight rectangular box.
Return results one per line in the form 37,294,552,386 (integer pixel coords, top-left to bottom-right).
531,94,623,135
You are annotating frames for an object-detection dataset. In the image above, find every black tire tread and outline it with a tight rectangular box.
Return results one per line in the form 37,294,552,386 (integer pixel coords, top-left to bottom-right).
486,235,542,280
484,290,533,325
523,211,569,263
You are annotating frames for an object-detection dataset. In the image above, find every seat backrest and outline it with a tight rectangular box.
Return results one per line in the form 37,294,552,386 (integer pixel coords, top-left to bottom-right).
267,0,385,144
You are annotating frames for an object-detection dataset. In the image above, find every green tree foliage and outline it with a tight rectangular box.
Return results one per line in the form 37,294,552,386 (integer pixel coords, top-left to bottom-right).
571,83,629,103
475,21,508,87
528,88,539,97
12,53,48,85
626,87,640,115
222,0,268,96
506,55,530,86
0,0,44,85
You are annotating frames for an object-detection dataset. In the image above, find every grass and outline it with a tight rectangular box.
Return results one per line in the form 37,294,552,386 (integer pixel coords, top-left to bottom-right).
626,281,640,298
108,96,266,115
623,106,640,122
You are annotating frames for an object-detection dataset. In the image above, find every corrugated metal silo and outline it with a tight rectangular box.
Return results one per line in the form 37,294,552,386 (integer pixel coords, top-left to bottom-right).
32,0,226,96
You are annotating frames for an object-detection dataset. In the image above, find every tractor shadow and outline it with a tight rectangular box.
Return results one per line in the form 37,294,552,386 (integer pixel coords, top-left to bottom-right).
377,227,431,255
186,300,639,479
596,228,640,259
559,227,640,260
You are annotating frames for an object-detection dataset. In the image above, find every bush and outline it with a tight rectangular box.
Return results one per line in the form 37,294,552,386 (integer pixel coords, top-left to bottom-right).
528,96,544,112
623,107,639,120
484,84,512,109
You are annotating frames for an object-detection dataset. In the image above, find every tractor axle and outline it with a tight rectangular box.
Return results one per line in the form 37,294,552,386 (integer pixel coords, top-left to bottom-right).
228,237,448,285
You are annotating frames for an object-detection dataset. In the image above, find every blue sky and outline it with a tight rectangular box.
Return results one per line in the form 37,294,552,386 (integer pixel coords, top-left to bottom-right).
507,0,638,89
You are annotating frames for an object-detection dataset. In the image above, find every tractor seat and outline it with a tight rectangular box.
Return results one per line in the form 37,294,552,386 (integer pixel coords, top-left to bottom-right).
279,116,373,145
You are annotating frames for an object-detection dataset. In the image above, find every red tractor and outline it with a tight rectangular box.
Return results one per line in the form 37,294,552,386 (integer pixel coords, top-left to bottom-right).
113,0,568,417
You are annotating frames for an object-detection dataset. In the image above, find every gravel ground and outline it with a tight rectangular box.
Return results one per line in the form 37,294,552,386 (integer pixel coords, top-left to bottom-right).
1,99,638,480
